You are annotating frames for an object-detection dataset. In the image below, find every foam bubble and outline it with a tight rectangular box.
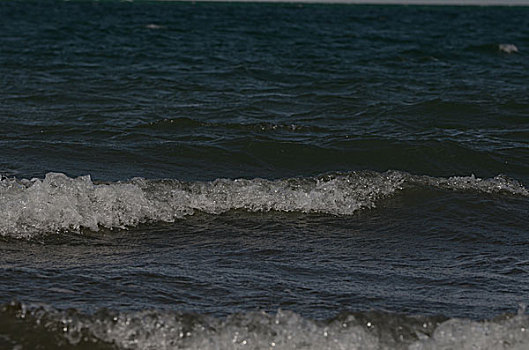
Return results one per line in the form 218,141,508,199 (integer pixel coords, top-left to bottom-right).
0,171,527,238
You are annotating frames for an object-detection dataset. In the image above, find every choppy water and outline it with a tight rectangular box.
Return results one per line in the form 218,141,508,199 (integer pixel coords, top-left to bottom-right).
1,1,529,349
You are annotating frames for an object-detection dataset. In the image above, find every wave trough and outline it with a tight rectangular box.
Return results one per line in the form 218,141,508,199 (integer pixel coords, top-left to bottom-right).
0,171,527,239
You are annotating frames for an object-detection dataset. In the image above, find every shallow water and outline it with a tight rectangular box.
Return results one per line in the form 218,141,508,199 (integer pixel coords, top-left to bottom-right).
1,1,529,349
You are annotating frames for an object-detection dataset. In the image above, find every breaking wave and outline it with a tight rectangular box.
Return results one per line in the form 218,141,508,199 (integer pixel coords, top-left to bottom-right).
0,171,527,238
1,301,529,350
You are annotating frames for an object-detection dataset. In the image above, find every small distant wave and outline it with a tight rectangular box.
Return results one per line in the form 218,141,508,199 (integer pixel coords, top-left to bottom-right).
2,301,529,350
142,117,329,133
466,43,520,55
0,171,527,239
145,23,164,30
499,43,519,54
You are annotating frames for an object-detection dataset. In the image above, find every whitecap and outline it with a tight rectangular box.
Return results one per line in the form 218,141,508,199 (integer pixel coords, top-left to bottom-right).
499,43,519,54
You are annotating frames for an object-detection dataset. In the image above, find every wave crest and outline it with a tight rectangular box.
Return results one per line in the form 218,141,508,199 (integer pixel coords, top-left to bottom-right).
0,171,527,238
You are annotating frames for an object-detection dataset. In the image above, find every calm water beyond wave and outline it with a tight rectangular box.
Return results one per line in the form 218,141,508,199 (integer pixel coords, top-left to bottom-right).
1,1,529,349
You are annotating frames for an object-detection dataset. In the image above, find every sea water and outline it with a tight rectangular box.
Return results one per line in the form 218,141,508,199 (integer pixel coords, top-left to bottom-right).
1,1,529,349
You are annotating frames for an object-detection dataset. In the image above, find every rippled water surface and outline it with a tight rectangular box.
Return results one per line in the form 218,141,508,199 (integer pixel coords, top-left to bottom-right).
1,1,529,349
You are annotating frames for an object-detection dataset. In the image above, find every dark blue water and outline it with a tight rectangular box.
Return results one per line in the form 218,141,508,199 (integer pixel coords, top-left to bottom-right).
1,1,529,349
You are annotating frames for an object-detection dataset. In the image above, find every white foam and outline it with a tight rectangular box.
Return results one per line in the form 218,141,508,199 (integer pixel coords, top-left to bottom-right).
410,310,529,350
499,44,519,54
0,171,527,238
5,302,529,350
418,174,529,196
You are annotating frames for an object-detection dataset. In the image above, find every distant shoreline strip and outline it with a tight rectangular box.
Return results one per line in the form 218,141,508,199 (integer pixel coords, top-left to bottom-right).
150,0,529,6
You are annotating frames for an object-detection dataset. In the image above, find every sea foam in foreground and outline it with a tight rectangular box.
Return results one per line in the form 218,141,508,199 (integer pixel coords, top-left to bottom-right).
2,301,529,350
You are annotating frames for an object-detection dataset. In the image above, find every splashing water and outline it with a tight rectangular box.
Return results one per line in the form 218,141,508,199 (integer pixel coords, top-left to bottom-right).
0,171,527,239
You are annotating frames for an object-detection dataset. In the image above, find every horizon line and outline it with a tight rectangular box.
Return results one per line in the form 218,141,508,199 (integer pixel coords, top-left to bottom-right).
145,0,529,6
